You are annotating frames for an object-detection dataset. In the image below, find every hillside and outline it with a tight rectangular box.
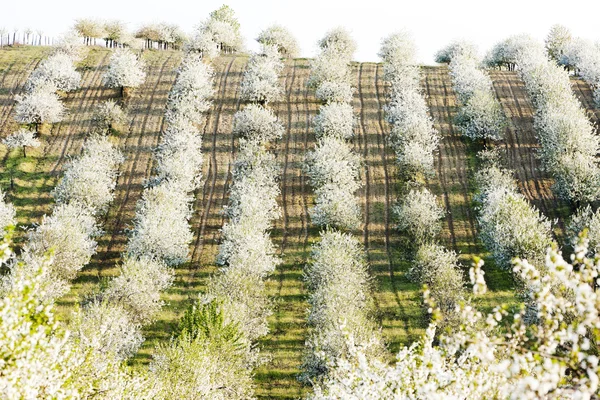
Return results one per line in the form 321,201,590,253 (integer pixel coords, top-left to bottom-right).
1,46,598,399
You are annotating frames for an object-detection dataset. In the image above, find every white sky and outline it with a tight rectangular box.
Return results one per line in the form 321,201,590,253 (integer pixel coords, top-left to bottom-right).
2,0,600,64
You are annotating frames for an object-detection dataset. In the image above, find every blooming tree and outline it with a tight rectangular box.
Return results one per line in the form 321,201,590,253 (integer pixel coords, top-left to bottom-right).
240,45,284,105
166,55,215,125
52,135,123,214
126,182,193,266
232,104,284,144
92,99,128,133
446,43,506,142
14,82,65,132
317,27,356,59
2,128,40,157
475,157,553,271
21,202,100,299
256,25,299,58
301,229,385,381
103,48,146,97
545,24,572,62
393,187,444,244
103,257,173,324
315,81,355,104
313,102,356,140
25,53,81,93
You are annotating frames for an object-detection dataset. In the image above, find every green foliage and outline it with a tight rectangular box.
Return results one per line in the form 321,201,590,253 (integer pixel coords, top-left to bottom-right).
176,299,245,353
209,5,240,32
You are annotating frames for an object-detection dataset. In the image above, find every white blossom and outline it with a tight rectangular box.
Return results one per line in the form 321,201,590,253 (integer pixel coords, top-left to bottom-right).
25,52,81,93
22,202,100,298
393,187,444,244
240,45,284,104
102,257,174,324
313,102,356,140
317,27,356,60
232,104,284,144
14,82,65,128
302,229,384,381
545,24,572,62
315,81,355,104
72,300,143,361
304,136,362,191
92,99,128,133
103,48,146,92
487,35,600,203
476,160,553,270
126,182,193,266
2,128,40,157
379,31,417,77
166,54,215,125
0,190,15,235
256,24,299,58
52,135,123,214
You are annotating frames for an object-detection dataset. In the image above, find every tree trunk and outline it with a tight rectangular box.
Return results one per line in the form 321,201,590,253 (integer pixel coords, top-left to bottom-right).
22,147,26,158
121,86,124,98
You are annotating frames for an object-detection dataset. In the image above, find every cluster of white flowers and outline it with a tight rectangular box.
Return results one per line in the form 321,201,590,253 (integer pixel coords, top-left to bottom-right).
313,102,356,140
393,187,444,244
0,250,159,398
311,234,600,399
92,99,128,134
567,205,600,255
0,190,16,236
21,202,101,299
440,41,505,141
14,82,65,132
308,27,355,96
240,45,284,104
126,182,193,266
545,24,573,62
102,48,146,96
256,24,299,58
301,229,385,382
393,186,465,327
475,154,553,272
2,128,41,157
552,26,600,107
185,5,243,57
486,35,600,203
26,52,81,93
52,135,124,214
232,103,284,143
380,32,439,179
13,37,84,132
7,136,123,300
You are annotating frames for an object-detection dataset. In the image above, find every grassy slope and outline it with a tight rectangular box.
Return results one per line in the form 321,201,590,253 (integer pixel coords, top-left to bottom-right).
2,47,597,399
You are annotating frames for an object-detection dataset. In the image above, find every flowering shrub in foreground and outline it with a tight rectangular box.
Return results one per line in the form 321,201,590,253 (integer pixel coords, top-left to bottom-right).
310,235,600,399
